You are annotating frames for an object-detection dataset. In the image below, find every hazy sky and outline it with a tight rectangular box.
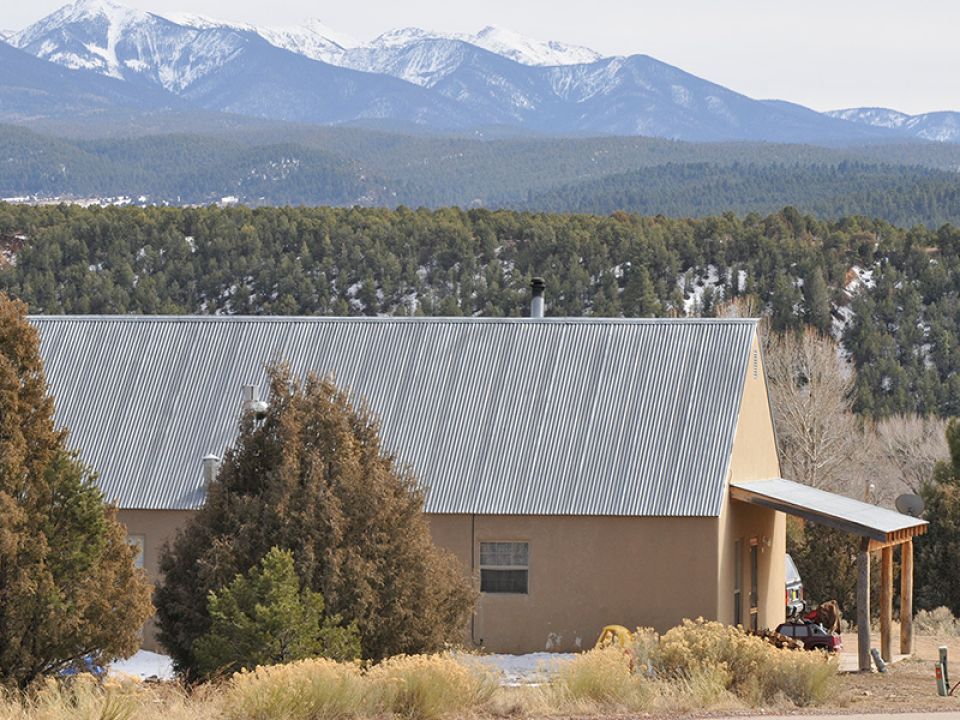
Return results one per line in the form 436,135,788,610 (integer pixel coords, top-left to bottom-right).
3,0,957,115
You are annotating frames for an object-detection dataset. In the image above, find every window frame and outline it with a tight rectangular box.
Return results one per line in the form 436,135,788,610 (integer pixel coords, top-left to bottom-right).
479,540,529,595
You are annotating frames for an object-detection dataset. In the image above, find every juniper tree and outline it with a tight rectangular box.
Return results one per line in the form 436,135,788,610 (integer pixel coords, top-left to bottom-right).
192,547,360,678
156,365,476,678
0,294,152,689
916,419,960,615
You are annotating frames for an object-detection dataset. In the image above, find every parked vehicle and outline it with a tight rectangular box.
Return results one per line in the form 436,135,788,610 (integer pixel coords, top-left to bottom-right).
785,553,804,617
775,619,842,652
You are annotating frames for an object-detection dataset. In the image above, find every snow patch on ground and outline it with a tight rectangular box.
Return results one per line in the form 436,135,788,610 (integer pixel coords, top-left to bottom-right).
846,265,876,292
678,264,721,316
462,652,575,686
109,650,175,681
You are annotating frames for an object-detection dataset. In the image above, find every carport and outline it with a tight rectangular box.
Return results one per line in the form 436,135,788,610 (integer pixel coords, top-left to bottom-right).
730,478,928,671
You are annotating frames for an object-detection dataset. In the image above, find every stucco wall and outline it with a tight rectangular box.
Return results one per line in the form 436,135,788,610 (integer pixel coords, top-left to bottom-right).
117,509,194,652
429,514,719,654
716,333,786,630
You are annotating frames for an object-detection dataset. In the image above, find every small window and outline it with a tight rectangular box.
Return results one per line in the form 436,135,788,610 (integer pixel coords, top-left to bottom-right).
779,624,794,637
480,541,528,594
128,535,145,569
793,624,809,638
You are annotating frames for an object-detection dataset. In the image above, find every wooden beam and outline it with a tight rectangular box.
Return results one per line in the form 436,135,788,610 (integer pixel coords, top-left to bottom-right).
901,539,914,655
858,538,872,672
881,545,893,662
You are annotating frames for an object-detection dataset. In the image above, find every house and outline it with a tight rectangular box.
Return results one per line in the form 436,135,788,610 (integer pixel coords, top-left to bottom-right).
31,307,926,660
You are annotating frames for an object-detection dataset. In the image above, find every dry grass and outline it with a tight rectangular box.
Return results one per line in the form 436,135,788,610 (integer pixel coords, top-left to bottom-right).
367,654,497,720
0,622,841,720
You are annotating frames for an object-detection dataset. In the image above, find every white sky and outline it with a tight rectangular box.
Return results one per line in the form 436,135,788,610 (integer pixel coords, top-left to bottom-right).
3,0,957,115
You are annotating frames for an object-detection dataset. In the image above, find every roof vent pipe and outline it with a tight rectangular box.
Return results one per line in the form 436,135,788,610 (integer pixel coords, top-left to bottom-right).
242,383,269,419
202,454,221,485
530,277,545,318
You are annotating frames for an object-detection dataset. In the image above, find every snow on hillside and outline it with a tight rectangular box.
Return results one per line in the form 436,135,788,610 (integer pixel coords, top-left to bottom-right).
12,0,154,79
828,107,960,143
167,13,355,64
828,107,911,129
468,26,601,66
162,12,255,31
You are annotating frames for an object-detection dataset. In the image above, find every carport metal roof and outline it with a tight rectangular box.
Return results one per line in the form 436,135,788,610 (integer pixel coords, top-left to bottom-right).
729,477,927,547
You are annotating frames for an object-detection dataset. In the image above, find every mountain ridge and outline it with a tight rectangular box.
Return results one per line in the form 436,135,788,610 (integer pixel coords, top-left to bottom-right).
4,0,958,144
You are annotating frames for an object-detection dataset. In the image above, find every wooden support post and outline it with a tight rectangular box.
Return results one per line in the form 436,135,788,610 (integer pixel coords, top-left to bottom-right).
900,539,914,655
881,545,893,661
857,538,872,672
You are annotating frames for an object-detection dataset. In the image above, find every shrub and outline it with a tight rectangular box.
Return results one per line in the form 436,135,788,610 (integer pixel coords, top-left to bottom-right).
914,606,960,636
551,646,651,710
192,547,360,678
224,658,368,720
157,366,476,679
367,654,496,720
659,619,837,707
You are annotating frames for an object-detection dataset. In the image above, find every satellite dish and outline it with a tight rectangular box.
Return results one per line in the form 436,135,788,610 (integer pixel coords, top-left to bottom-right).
895,494,925,518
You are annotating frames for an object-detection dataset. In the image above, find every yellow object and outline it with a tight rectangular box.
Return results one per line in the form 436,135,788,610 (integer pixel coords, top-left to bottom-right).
595,625,633,648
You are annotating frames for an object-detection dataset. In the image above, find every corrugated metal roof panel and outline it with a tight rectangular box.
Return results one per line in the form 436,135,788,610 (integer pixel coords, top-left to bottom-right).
730,478,928,540
32,316,757,516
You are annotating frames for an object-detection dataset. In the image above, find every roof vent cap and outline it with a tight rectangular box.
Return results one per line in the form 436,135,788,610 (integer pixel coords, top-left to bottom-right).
202,454,221,485
242,384,269,418
530,277,545,318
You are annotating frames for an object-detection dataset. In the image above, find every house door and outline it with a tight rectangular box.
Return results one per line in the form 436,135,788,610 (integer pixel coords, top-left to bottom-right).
749,539,759,630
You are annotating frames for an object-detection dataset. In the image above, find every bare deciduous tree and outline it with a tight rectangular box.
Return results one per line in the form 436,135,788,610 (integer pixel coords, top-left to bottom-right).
859,415,948,505
764,328,866,496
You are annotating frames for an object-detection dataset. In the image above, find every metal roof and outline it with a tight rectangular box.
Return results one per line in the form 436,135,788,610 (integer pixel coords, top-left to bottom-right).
32,316,758,515
730,478,928,542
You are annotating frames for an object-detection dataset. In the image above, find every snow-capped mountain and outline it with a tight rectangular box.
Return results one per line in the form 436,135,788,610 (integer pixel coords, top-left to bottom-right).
468,26,601,66
165,14,355,65
827,107,960,143
3,0,957,143
10,0,253,92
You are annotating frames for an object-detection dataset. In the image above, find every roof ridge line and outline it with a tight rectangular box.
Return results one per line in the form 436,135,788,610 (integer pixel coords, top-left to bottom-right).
29,315,761,324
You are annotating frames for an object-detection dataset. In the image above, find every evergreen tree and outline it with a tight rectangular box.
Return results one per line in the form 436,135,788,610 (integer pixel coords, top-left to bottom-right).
622,265,661,316
770,272,801,332
915,419,960,615
803,267,832,334
192,547,360,678
156,364,476,678
0,294,152,689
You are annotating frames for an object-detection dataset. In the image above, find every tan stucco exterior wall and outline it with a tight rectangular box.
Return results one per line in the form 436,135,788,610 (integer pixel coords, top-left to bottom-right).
428,514,720,654
716,333,786,631
117,509,194,652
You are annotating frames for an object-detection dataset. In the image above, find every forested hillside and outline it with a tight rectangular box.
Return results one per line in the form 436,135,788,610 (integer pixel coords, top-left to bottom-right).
4,124,960,227
2,202,959,417
514,162,960,228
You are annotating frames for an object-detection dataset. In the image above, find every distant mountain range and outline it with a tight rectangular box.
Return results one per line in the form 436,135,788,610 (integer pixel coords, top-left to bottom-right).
826,108,960,143
1,0,959,144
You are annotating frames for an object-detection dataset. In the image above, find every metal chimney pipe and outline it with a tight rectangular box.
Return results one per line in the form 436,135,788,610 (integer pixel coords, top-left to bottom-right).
530,277,545,318
202,454,221,485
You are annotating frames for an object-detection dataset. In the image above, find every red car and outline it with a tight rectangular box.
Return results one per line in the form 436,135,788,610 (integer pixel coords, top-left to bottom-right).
775,620,842,652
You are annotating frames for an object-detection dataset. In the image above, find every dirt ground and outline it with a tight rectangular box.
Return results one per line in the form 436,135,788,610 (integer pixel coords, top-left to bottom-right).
829,632,960,714
706,631,960,716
